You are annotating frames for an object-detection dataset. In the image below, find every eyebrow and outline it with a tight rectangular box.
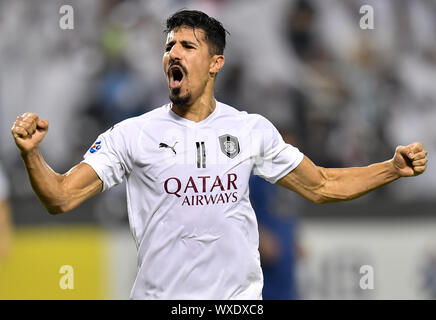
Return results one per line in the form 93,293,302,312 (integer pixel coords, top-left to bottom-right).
166,40,199,47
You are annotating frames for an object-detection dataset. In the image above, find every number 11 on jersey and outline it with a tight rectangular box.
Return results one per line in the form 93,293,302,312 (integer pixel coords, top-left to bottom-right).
196,142,206,168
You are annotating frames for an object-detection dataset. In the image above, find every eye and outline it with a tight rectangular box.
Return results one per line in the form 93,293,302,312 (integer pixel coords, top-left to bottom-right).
165,44,173,52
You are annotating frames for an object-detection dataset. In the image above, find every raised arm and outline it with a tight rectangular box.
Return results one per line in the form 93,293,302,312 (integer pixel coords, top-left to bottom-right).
277,142,428,204
11,113,102,214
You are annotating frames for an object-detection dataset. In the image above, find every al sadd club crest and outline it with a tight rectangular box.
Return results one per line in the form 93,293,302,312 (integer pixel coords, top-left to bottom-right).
219,134,240,159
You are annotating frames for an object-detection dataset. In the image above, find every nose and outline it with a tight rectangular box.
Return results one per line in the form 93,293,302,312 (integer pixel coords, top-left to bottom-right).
169,43,182,61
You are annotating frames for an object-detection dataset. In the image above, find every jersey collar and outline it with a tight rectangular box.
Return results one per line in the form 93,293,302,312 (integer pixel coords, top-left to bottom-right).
168,100,221,127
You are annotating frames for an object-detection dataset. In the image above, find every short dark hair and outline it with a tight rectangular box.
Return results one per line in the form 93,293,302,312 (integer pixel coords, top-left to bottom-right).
165,10,227,55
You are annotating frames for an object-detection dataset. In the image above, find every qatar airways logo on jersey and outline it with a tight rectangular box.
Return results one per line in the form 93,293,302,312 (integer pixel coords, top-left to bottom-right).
164,174,238,206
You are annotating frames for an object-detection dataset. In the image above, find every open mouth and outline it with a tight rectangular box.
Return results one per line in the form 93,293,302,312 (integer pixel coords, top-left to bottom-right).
168,65,184,89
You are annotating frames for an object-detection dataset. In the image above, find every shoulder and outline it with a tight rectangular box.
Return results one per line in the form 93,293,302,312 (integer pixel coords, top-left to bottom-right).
106,104,169,134
217,101,249,119
220,102,275,129
90,105,170,156
217,101,272,128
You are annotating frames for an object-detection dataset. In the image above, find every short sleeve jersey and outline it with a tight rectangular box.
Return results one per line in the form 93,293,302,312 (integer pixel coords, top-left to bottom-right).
82,101,304,299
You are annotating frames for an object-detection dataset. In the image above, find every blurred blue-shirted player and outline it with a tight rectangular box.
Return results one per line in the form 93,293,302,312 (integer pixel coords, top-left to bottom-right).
249,173,301,300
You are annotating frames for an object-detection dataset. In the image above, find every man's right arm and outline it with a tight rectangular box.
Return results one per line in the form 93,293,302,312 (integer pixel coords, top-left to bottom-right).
12,113,102,214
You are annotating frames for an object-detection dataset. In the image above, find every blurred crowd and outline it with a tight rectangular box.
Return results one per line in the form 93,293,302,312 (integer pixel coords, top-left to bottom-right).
0,0,435,301
0,0,435,224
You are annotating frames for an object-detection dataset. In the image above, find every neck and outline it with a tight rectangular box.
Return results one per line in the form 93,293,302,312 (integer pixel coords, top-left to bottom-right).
171,82,216,122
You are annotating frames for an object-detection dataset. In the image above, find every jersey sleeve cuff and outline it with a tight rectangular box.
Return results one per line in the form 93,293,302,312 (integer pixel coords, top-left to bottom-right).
81,159,109,192
266,150,304,184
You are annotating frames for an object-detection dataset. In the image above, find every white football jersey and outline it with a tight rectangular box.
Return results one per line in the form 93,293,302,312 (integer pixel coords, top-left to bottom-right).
82,101,304,299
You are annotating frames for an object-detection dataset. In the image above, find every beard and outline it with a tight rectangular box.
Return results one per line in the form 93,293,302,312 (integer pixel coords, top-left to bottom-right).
169,88,191,107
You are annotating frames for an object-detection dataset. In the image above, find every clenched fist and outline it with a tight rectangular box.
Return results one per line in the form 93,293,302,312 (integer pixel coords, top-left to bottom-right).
392,142,428,177
11,113,49,154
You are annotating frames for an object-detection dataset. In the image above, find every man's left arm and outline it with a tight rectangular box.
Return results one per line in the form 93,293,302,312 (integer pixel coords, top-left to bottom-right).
276,142,428,204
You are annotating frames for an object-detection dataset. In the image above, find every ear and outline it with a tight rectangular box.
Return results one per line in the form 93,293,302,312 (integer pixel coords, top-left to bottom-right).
209,55,225,75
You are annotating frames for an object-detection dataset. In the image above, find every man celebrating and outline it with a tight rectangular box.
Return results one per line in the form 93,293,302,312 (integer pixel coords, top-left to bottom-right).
11,10,428,299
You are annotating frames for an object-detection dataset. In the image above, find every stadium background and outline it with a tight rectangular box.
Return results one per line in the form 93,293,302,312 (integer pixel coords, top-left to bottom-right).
0,0,435,299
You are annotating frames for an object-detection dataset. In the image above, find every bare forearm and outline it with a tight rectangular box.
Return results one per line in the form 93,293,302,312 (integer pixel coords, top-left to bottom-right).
21,148,69,213
318,160,400,203
12,113,102,214
278,143,427,204
21,149,102,214
277,156,402,204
